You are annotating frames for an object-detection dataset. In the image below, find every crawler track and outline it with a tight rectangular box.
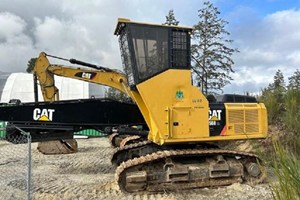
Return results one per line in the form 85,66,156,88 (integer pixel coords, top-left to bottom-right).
119,135,141,148
116,149,266,193
111,140,153,165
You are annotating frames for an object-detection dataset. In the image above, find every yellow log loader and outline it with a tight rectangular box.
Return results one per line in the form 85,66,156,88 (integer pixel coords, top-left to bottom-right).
0,18,268,193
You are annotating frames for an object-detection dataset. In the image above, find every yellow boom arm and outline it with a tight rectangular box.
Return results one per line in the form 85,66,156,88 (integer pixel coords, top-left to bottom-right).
34,52,151,131
34,52,130,101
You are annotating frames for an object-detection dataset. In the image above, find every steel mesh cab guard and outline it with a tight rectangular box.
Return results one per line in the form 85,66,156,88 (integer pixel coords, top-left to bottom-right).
115,18,192,88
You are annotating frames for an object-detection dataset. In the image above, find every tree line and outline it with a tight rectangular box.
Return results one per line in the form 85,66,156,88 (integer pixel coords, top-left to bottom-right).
260,69,300,133
260,69,300,200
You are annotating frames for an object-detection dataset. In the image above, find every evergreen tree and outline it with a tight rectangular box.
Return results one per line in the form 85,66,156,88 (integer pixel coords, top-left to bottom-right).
288,69,300,89
26,58,37,73
266,69,286,94
192,1,238,94
284,89,300,133
163,9,179,26
271,70,286,107
261,70,286,123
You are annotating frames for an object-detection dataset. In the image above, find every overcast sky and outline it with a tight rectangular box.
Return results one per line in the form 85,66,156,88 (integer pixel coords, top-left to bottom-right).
1,0,300,94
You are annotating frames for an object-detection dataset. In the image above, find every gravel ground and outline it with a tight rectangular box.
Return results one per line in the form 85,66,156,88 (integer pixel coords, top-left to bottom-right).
0,138,273,200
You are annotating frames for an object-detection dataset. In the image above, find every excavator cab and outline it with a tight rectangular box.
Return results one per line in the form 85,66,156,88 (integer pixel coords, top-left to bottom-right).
114,18,192,87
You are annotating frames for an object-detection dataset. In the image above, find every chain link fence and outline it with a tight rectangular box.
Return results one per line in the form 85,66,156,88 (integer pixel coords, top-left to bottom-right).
0,127,31,200
0,123,106,200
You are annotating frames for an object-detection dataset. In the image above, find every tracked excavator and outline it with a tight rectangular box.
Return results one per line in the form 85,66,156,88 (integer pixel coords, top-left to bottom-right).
0,18,268,192
110,18,268,192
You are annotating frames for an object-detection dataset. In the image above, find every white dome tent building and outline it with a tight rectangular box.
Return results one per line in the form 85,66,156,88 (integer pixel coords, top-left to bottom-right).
0,72,105,103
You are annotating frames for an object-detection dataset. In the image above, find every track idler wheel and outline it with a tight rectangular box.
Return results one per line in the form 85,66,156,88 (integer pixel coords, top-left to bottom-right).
37,139,78,155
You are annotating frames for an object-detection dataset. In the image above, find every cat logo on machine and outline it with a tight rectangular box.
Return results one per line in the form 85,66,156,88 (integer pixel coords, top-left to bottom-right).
33,108,55,121
209,109,222,126
74,72,97,80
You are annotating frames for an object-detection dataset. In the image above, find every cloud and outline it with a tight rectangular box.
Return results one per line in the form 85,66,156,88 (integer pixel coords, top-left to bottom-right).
0,12,26,40
0,12,35,72
227,8,300,93
0,0,177,74
34,17,93,55
0,0,65,27
263,9,300,52
287,51,300,65
0,0,299,95
235,48,281,66
0,0,175,73
0,1,125,72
